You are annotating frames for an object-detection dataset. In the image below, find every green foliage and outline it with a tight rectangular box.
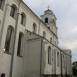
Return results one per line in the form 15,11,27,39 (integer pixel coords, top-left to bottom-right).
73,65,77,75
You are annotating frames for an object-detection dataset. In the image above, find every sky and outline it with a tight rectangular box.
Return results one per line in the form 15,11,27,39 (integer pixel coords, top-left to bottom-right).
23,0,77,62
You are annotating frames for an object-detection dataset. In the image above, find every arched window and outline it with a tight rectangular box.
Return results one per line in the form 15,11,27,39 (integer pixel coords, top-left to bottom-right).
57,52,59,66
17,32,23,56
50,37,52,43
55,41,56,45
21,14,24,25
33,23,37,33
48,46,51,64
43,31,46,38
10,5,17,18
52,19,56,24
21,13,26,26
63,55,65,68
45,17,48,23
0,0,5,10
5,26,13,52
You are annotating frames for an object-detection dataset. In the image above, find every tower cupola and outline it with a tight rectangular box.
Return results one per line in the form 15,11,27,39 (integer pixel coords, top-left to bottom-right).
40,9,58,36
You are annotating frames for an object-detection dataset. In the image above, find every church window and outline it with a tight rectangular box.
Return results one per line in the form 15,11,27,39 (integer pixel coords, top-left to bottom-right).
43,31,46,38
62,55,65,68
21,14,24,25
33,23,37,33
55,41,56,45
0,0,5,10
50,37,52,43
0,0,2,9
45,17,48,23
57,52,59,66
48,46,51,64
0,20,1,26
5,26,13,52
1,73,5,77
10,5,17,18
17,32,23,56
21,13,26,26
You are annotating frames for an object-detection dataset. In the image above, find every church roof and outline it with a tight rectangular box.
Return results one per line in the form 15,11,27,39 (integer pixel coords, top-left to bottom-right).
44,9,53,14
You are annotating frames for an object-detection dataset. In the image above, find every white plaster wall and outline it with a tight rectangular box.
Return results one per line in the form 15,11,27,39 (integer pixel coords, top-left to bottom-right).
0,0,25,77
43,40,61,75
44,42,53,74
24,40,42,77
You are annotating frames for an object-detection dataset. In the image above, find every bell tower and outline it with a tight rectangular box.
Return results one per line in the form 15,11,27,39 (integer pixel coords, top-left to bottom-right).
40,9,58,36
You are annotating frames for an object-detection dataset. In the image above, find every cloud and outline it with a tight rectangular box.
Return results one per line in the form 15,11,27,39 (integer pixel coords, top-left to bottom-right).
59,40,77,49
59,40,77,62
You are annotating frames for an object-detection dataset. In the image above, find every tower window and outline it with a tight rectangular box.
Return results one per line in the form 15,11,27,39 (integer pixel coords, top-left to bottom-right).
50,37,52,43
52,19,56,24
0,0,3,9
43,31,46,38
45,18,48,23
33,23,37,33
0,0,5,10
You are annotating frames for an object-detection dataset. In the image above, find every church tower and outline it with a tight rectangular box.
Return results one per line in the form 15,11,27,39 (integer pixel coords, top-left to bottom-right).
40,9,58,36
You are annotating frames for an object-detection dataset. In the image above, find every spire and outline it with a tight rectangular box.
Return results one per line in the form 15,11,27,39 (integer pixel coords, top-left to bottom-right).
47,6,50,10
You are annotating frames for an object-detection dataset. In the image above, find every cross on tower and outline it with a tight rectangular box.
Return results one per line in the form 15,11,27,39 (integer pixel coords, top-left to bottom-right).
47,6,50,10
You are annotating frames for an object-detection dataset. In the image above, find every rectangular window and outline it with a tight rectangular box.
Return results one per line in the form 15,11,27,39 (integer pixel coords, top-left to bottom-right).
62,55,65,68
17,32,23,56
0,0,2,9
0,0,4,10
57,52,59,66
48,47,51,64
1,73,5,77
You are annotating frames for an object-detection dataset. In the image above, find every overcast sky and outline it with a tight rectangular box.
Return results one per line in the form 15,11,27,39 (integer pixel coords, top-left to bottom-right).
23,0,77,62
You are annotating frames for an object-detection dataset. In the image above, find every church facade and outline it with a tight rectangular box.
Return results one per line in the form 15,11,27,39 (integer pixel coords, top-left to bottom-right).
0,0,72,77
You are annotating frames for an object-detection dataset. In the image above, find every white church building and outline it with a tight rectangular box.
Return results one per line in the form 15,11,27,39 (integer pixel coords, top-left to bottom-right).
0,0,72,77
